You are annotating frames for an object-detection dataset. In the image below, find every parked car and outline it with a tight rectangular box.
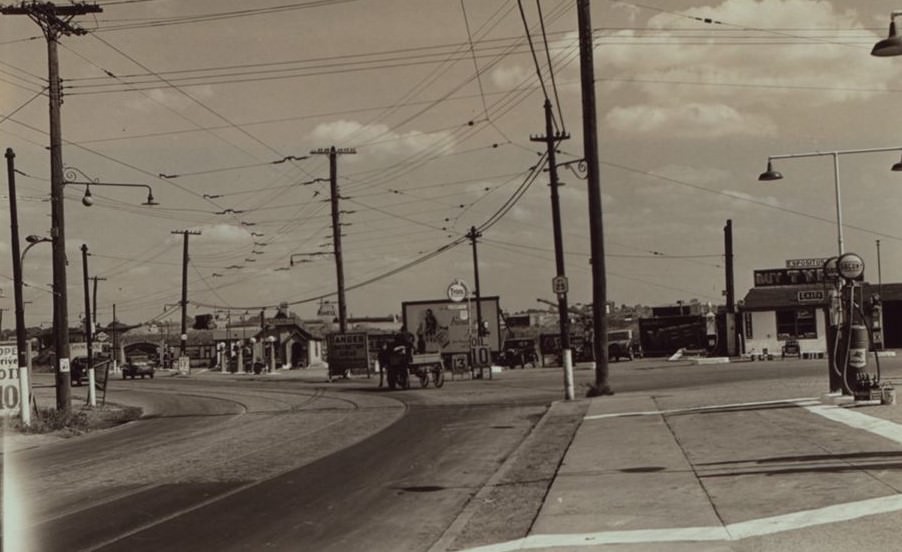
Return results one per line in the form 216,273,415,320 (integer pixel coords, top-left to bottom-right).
122,356,155,379
71,356,88,386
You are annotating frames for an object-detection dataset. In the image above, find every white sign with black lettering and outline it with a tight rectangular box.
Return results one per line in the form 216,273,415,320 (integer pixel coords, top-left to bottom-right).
0,344,23,416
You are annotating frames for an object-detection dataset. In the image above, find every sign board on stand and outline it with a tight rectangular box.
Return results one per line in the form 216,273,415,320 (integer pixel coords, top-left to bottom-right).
327,332,370,377
0,342,26,417
177,355,190,376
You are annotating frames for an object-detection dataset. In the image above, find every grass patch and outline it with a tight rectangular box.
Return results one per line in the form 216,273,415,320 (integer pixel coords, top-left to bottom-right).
7,405,142,437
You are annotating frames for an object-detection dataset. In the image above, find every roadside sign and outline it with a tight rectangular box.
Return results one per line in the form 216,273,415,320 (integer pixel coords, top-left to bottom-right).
447,280,469,303
0,344,23,417
471,345,491,368
552,275,568,295
178,355,190,376
837,253,864,280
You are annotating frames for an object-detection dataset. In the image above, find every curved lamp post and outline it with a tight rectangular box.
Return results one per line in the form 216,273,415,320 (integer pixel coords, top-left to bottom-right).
872,11,902,57
21,234,51,266
759,146,902,256
63,166,158,206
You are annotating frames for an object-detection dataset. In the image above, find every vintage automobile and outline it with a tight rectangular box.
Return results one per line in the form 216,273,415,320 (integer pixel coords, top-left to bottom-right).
608,329,636,362
122,355,156,379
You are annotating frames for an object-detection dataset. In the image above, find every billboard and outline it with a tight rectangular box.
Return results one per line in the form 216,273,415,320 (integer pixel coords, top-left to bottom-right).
402,297,501,354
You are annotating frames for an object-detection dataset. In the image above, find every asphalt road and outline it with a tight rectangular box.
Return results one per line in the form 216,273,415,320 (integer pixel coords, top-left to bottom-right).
3,357,857,551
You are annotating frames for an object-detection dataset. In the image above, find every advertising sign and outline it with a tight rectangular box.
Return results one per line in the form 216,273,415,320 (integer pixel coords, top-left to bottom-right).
327,332,370,376
403,297,501,355
755,266,863,287
797,290,826,303
786,257,831,269
0,343,24,417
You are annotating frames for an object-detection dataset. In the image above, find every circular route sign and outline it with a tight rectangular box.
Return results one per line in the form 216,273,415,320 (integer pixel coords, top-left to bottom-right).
447,280,469,302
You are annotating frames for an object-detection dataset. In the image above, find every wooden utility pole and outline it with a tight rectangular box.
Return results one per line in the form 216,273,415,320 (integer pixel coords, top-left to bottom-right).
91,276,106,326
311,146,355,333
577,0,612,397
2,1,103,413
531,99,574,400
7,148,31,425
466,226,485,338
724,220,738,356
171,230,201,356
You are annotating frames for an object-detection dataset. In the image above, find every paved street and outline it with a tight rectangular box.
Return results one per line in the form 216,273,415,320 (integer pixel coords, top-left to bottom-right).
6,355,902,551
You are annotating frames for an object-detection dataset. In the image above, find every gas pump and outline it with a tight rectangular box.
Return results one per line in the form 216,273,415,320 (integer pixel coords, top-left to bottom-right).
833,253,883,401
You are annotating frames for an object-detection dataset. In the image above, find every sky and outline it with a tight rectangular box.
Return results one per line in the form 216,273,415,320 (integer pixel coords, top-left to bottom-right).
3,0,902,328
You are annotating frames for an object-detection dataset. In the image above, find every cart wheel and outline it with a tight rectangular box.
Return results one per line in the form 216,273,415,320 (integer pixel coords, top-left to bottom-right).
419,371,430,388
433,366,445,388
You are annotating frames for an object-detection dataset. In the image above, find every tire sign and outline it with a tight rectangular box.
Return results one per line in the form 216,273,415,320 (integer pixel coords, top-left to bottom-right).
0,344,23,416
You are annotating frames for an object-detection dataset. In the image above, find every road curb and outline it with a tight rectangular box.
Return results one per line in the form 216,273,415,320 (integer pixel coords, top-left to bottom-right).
428,398,590,552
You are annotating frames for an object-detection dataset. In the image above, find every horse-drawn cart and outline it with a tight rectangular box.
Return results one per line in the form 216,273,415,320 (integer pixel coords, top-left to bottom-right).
384,348,445,390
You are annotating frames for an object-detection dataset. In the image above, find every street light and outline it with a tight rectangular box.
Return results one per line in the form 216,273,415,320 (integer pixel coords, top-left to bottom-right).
759,146,902,256
872,11,902,57
64,167,158,206
21,234,51,266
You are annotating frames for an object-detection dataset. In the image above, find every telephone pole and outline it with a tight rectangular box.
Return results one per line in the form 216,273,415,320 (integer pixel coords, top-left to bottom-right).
577,0,612,397
171,230,201,356
2,1,103,413
466,226,485,338
531,99,574,401
311,146,355,333
91,276,106,326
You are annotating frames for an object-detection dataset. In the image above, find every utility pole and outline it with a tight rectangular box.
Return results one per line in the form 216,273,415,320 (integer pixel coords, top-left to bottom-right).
724,220,737,357
578,0,612,397
81,244,95,406
171,230,201,356
531,99,574,400
466,226,485,338
311,146,355,333
91,276,106,326
2,1,103,413
7,148,31,426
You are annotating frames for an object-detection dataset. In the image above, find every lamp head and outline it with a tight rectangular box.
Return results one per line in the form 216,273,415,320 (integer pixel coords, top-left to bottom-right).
893,154,902,172
758,160,783,181
25,234,50,244
81,187,94,207
144,191,158,206
873,20,902,57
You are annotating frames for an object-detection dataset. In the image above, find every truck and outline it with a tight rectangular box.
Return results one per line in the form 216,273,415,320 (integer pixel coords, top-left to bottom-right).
608,329,637,361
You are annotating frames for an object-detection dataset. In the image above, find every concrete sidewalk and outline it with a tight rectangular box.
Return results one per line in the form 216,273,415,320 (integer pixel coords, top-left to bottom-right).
465,381,902,552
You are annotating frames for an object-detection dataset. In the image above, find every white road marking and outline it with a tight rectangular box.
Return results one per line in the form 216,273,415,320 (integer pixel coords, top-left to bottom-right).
803,404,902,445
584,397,819,420
456,400,902,551
462,494,902,552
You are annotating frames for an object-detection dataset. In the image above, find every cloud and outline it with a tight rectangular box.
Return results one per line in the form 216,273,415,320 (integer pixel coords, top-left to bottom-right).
309,120,455,157
595,0,902,138
188,223,248,245
606,103,777,137
491,64,531,89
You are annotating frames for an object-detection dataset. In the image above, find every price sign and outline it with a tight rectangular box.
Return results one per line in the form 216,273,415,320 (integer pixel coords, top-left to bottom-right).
0,344,23,417
471,345,491,368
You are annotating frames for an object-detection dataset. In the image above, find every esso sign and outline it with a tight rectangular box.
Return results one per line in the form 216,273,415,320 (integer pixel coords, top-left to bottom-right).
447,280,469,303
837,253,864,280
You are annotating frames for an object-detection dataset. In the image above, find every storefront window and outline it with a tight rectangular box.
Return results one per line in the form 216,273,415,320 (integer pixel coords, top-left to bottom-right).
775,308,817,340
